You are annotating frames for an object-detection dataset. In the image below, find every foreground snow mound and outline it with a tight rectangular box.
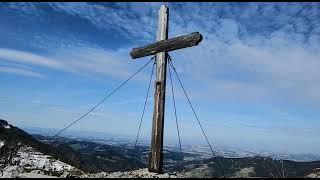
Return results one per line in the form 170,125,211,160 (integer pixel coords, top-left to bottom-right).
0,146,82,178
306,168,320,178
0,140,4,148
80,168,178,178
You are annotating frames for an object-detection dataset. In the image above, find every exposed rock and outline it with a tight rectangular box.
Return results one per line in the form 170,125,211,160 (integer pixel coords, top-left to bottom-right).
306,168,320,178
0,146,83,178
233,167,255,178
80,168,177,178
176,164,212,178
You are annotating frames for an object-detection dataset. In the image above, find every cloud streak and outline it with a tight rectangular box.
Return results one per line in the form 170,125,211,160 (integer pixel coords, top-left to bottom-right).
0,46,150,81
0,48,67,71
47,2,158,42
0,66,44,78
1,2,320,105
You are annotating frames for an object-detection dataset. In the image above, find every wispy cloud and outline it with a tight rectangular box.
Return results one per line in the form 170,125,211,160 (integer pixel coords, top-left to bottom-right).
159,3,320,107
0,46,150,81
47,2,158,42
0,48,67,71
4,2,40,15
0,66,44,78
53,46,133,79
2,2,319,104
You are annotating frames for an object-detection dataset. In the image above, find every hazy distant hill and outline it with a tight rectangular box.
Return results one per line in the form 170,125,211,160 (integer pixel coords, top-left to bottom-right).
33,134,146,172
170,155,320,178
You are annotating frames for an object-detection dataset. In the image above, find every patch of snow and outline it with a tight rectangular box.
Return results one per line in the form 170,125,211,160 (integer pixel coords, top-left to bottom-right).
81,168,177,178
13,146,74,172
3,124,10,129
18,173,58,178
1,165,23,178
0,140,4,148
1,146,81,178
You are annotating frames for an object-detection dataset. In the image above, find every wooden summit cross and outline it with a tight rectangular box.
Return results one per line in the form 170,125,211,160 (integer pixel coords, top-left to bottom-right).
130,5,203,173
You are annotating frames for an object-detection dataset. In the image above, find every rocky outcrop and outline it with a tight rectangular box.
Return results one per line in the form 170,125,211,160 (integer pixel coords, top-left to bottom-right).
0,146,83,178
80,168,177,178
306,168,320,178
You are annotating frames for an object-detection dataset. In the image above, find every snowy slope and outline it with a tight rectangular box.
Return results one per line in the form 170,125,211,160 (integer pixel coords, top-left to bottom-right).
0,140,4,148
0,145,82,178
0,143,176,178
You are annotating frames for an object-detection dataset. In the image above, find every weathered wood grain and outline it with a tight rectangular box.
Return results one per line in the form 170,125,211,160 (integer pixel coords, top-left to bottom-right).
130,32,202,59
148,5,168,174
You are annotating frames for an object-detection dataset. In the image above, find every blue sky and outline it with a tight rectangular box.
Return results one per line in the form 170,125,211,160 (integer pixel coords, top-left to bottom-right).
0,2,320,154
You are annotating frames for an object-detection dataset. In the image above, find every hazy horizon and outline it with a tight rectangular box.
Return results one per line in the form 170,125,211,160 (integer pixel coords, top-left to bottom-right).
16,124,320,157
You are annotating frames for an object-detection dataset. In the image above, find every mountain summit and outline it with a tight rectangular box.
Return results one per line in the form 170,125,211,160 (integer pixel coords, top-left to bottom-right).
0,119,145,178
0,119,84,177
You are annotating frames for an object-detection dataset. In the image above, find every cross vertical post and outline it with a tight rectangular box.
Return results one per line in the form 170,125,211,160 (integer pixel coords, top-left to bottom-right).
148,5,169,174
130,4,202,174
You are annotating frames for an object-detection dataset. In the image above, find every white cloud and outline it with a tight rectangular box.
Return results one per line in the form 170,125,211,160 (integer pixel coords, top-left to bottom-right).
0,48,67,71
0,66,44,78
6,2,40,15
2,2,319,106
172,32,320,107
163,3,320,107
47,2,157,42
0,46,151,81
54,46,133,79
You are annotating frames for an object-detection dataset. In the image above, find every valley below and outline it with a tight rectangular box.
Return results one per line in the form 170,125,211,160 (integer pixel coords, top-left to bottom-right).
1,119,320,178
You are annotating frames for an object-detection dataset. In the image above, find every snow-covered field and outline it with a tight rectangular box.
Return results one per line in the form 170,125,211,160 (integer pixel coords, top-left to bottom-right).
0,146,80,178
0,144,178,178
80,168,177,178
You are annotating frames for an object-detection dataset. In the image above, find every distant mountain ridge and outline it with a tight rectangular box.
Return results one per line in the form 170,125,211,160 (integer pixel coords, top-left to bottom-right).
21,125,320,162
0,119,84,171
1,119,320,178
0,119,144,175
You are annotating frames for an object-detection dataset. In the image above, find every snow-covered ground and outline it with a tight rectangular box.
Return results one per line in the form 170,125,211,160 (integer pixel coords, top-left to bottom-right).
0,140,4,148
80,168,178,178
17,173,58,178
0,146,81,178
1,122,11,129
3,125,10,129
0,145,178,178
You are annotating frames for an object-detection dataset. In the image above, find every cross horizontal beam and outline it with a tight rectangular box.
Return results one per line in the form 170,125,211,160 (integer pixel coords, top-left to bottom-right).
130,32,203,59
